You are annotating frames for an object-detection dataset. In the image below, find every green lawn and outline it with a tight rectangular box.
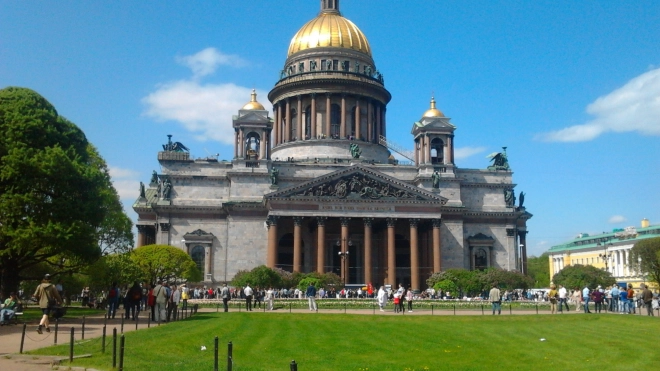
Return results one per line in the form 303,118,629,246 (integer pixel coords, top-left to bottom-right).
30,312,659,371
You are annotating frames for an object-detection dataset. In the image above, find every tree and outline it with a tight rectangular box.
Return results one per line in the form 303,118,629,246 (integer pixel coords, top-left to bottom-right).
232,265,283,289
86,253,142,292
628,237,660,288
552,264,615,289
130,244,202,285
0,87,129,297
526,253,550,287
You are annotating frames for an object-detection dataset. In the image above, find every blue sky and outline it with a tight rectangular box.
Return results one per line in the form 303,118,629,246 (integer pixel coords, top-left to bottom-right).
2,1,659,257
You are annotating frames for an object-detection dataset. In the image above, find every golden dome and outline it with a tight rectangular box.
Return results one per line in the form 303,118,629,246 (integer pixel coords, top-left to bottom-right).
422,97,445,118
242,89,265,110
287,9,371,57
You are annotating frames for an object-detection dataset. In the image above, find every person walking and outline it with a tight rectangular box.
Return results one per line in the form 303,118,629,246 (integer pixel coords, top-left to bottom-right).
107,282,120,319
153,280,168,323
489,283,501,315
127,282,142,320
582,285,592,313
221,283,230,312
641,284,654,316
244,284,253,311
32,274,62,334
406,287,414,313
167,285,181,321
306,283,317,311
548,285,558,314
558,285,569,312
377,286,388,312
266,287,275,311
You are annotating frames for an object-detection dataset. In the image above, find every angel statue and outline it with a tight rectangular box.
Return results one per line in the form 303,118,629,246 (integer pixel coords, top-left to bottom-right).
487,147,510,170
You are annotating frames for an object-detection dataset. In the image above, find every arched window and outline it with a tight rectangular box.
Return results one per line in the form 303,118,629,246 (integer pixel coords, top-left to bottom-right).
244,132,261,159
190,245,205,273
430,138,444,164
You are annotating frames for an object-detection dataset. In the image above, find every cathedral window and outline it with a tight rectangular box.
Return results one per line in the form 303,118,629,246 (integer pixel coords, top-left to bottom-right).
331,104,341,137
190,245,205,273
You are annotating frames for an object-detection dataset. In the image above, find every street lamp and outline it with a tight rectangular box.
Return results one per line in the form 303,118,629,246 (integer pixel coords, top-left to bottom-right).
599,251,612,272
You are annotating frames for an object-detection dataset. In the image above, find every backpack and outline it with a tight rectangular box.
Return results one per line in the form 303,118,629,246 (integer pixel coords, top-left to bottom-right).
108,288,117,298
131,288,141,301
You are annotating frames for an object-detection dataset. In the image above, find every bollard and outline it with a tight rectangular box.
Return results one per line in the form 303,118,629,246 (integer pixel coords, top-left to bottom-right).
104,313,107,327
481,304,484,315
453,304,456,315
290,360,298,371
509,304,512,315
227,341,233,371
119,334,125,371
372,302,375,315
54,319,59,344
290,302,292,313
20,323,27,354
112,328,117,368
536,304,539,314
121,316,125,333
69,327,74,363
148,315,151,328
135,316,139,331
431,304,434,315
214,336,219,371
344,303,347,314
102,326,106,353
81,316,85,340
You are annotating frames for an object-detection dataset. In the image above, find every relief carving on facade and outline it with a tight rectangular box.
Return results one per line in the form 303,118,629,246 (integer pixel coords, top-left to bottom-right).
294,174,422,200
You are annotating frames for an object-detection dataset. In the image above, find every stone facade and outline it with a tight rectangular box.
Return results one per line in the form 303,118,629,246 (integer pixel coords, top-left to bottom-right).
133,2,532,290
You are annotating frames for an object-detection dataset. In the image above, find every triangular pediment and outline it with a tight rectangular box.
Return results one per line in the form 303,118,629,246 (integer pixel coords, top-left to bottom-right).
411,117,456,135
266,164,447,204
233,111,271,125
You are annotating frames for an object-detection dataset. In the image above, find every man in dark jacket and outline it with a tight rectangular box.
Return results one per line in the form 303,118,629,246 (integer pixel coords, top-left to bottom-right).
127,282,142,320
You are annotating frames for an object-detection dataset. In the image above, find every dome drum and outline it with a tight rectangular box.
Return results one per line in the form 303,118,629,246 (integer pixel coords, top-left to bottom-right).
271,139,391,164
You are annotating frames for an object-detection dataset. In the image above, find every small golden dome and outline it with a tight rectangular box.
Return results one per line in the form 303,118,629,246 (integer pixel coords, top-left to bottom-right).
242,89,265,110
422,96,445,118
287,8,371,57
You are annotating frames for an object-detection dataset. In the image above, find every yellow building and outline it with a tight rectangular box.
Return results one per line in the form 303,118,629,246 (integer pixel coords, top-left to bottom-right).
548,219,658,289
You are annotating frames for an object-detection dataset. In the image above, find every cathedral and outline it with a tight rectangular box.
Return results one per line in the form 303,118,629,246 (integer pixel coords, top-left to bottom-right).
133,0,532,290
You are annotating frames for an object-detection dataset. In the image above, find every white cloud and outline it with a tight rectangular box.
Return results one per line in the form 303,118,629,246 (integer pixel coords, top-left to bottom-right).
454,146,486,160
143,80,270,145
108,166,141,206
144,48,270,145
176,47,246,79
608,215,627,224
536,67,660,142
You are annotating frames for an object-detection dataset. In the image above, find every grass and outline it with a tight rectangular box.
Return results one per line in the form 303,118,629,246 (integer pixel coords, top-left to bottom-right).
29,311,659,371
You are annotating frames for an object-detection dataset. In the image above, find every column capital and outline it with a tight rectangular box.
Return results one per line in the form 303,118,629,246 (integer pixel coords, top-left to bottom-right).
363,217,374,227
159,222,170,232
316,216,327,226
386,218,397,227
506,228,516,237
325,92,332,98
136,225,148,232
432,218,442,228
409,218,420,227
267,215,280,226
293,216,304,226
518,230,528,237
311,92,317,98
340,217,351,226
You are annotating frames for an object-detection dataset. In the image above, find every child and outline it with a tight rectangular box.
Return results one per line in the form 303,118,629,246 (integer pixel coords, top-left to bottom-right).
393,294,401,313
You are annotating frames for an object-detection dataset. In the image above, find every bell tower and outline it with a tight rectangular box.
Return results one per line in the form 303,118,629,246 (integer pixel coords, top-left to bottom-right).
233,90,272,161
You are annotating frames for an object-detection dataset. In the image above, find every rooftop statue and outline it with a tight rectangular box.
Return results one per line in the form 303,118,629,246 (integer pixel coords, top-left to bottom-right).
518,191,526,209
431,171,441,189
139,181,146,198
162,134,189,152
487,146,510,170
504,189,515,207
150,170,158,186
349,143,362,159
162,178,172,200
270,168,279,185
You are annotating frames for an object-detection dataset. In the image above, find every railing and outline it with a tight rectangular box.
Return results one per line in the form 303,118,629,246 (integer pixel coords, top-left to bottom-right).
378,135,415,162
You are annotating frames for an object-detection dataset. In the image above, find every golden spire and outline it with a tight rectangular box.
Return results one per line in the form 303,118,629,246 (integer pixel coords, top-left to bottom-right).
242,89,265,110
422,96,445,118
